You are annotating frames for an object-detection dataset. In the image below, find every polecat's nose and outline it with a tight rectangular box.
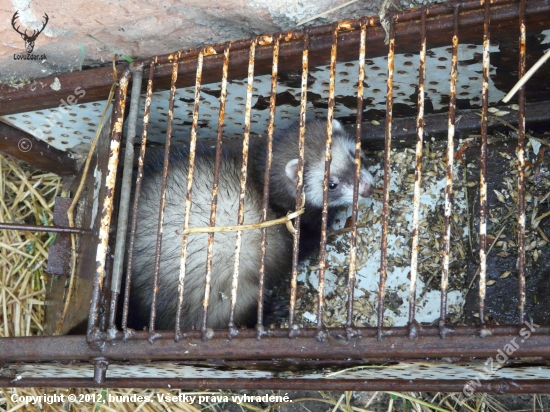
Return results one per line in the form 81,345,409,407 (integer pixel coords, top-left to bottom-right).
359,181,374,197
359,170,375,197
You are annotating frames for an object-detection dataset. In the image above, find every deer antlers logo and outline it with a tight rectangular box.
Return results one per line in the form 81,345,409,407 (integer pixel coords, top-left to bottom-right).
11,11,49,54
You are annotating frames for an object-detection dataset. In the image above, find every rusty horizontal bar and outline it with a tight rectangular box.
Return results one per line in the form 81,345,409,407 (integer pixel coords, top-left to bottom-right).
3,326,550,362
355,100,550,151
2,377,550,393
1,0,549,116
0,121,78,175
0,222,90,235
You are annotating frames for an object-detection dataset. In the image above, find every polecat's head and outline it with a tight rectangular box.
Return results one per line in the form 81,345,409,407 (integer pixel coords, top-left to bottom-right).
284,119,375,209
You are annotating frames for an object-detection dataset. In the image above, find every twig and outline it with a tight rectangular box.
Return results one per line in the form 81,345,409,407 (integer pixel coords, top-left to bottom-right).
417,268,439,302
537,226,549,243
54,72,118,335
271,397,371,412
535,210,550,223
485,114,550,147
373,188,409,198
364,392,379,409
0,279,44,330
327,223,369,237
177,208,304,236
464,164,474,257
332,394,345,412
502,48,550,103
384,392,451,412
539,189,550,204
87,34,134,63
466,224,508,291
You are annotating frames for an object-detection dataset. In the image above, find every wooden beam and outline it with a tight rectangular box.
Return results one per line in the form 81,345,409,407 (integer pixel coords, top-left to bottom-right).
0,121,78,175
1,0,548,116
351,100,550,151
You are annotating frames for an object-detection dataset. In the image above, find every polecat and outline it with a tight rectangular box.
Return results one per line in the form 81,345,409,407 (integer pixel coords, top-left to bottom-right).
128,119,375,331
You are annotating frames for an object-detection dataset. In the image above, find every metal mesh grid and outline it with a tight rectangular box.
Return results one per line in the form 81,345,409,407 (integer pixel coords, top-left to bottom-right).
81,0,545,340
2,0,550,391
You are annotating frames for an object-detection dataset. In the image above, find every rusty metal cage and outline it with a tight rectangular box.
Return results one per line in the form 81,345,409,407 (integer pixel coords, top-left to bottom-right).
2,0,550,393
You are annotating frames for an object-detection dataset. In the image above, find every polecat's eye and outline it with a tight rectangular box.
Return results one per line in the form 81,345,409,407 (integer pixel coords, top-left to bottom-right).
329,182,338,190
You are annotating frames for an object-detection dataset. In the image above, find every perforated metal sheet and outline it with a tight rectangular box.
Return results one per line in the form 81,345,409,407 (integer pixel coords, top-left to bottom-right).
0,100,107,155
0,42,515,152
8,362,550,381
127,43,505,144
299,160,468,327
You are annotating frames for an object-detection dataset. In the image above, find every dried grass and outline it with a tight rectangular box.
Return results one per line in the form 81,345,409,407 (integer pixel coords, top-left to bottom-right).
0,153,61,338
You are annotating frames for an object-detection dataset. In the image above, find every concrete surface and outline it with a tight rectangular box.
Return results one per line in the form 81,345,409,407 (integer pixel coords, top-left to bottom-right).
0,0,445,85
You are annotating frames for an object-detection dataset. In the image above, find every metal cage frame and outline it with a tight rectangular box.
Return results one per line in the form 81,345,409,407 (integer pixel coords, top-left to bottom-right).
2,0,550,393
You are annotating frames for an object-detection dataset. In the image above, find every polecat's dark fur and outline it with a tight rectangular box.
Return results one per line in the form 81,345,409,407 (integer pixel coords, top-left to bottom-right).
128,119,374,331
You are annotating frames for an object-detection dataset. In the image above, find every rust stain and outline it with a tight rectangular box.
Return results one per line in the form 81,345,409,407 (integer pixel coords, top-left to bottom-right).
315,24,339,342
516,0,527,324
377,16,396,341
345,18,367,341
149,58,179,335
197,43,231,341
288,30,310,333
257,34,281,337
227,38,257,338
478,0,490,336
408,7,427,339
440,5,459,338
87,70,130,338
175,49,204,338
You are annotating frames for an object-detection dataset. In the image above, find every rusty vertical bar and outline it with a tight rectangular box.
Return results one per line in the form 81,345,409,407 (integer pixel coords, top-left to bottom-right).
109,62,144,332
478,0,490,336
377,16,396,341
316,24,339,341
190,44,231,340
87,69,131,339
227,38,257,337
516,0,527,324
408,7,427,339
346,19,367,339
257,35,280,337
149,55,180,335
122,60,156,332
288,30,309,334
440,6,459,337
175,49,205,338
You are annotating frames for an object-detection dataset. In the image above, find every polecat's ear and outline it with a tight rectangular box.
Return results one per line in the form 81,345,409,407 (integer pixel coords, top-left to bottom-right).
332,119,344,133
285,159,299,185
